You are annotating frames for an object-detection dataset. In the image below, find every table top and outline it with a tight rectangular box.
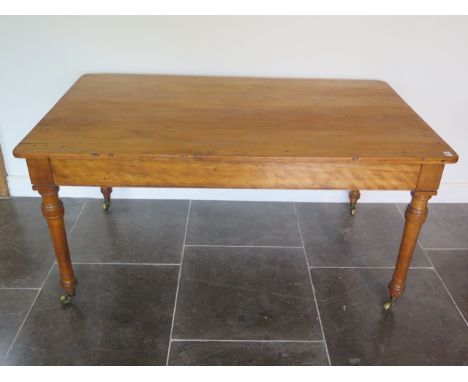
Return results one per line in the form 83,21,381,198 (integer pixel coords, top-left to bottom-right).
14,74,457,164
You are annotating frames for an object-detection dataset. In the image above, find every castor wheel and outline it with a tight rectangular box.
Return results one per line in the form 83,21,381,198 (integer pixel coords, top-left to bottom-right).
348,190,360,217
60,294,73,305
100,187,112,211
102,201,110,211
383,297,396,311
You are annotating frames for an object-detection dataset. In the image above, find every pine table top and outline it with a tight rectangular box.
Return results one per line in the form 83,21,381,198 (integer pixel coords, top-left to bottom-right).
14,74,458,165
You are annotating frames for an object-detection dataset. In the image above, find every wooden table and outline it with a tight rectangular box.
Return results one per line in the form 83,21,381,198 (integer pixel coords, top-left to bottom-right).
13,74,458,309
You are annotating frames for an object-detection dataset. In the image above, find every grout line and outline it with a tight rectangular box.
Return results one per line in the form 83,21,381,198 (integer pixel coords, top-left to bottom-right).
166,200,192,366
293,202,332,366
423,248,468,251
3,197,88,362
394,203,468,252
72,262,180,266
184,244,303,249
394,202,405,220
308,266,434,270
421,248,468,328
3,263,55,361
170,339,325,343
0,287,41,290
68,198,89,237
394,203,468,327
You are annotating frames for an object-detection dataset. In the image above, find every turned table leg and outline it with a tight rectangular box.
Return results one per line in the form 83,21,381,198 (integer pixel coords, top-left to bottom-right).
349,190,361,216
384,191,436,310
34,186,77,304
100,186,112,211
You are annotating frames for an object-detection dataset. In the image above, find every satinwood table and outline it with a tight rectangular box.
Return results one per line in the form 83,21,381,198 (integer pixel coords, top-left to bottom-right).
13,74,458,309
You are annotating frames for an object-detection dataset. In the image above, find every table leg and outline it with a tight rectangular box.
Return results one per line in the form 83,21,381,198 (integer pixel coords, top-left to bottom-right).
349,189,360,216
34,185,77,304
384,190,435,310
100,186,112,211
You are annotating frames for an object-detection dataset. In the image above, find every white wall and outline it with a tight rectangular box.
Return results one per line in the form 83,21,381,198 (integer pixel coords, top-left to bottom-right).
1,16,467,203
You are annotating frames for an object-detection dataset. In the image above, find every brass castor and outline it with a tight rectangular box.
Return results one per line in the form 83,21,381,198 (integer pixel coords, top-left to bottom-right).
102,201,110,211
100,187,112,211
383,297,396,311
60,293,73,305
348,190,360,217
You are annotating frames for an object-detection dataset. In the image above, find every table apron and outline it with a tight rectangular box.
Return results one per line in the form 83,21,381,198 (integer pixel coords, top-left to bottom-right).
47,158,422,190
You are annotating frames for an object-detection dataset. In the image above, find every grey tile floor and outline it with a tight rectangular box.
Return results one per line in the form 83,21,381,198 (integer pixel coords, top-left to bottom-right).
0,198,467,365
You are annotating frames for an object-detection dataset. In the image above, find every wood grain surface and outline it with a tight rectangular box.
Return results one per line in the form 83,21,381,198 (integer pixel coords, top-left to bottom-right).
13,74,458,164
49,158,421,190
